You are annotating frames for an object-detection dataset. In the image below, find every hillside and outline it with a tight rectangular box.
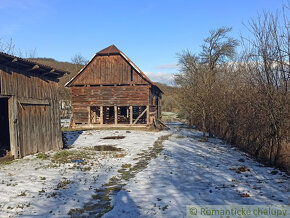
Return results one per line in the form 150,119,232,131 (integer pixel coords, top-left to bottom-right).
155,83,179,112
28,58,82,100
28,58,83,86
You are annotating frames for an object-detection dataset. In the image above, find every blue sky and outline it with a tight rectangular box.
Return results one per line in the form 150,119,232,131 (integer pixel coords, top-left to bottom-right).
0,0,284,84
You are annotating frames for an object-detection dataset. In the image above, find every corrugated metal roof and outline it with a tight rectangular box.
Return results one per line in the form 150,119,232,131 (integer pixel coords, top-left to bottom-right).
0,51,69,79
66,45,163,93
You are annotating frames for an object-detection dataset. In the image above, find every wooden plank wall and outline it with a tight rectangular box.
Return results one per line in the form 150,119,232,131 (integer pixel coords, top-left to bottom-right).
71,86,150,124
0,69,57,100
0,69,62,158
149,86,162,121
71,55,146,85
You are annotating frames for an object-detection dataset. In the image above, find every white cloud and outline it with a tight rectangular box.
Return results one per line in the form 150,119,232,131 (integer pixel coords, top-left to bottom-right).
155,63,179,70
144,71,176,85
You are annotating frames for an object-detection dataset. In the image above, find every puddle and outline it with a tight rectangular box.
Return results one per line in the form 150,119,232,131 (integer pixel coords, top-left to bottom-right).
101,136,126,140
94,145,123,152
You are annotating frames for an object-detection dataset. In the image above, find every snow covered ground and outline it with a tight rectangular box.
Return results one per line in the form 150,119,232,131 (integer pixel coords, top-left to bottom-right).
61,119,71,128
0,130,166,217
0,124,289,217
105,123,290,217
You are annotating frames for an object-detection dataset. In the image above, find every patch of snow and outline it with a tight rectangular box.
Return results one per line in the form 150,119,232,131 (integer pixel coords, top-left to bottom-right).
61,119,70,128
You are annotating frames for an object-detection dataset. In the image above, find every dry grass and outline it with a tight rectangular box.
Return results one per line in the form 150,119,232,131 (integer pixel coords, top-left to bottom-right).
94,145,123,152
52,150,95,164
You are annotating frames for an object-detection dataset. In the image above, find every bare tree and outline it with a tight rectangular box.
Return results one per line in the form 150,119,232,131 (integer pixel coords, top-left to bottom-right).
200,27,239,71
0,38,16,55
245,10,289,165
71,53,87,65
26,48,38,58
71,53,88,73
175,52,203,126
174,8,290,171
200,27,238,141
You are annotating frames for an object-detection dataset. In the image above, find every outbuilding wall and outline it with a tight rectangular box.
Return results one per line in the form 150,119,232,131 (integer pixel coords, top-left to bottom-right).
0,67,62,158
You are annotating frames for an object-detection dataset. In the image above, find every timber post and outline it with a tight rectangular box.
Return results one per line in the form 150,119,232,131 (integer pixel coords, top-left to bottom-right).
114,105,118,125
100,106,103,125
130,105,133,125
88,106,91,124
147,105,150,124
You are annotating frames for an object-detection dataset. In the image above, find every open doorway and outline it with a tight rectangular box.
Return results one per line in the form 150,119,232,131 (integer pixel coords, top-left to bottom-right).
90,106,101,124
103,106,115,124
0,98,11,158
118,106,130,124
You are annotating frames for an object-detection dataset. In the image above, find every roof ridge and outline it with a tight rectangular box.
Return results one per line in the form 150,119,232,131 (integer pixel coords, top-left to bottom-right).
97,44,120,55
65,45,163,93
0,51,69,77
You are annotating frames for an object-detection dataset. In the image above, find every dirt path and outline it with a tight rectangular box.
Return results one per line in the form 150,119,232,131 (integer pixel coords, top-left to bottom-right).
104,124,290,217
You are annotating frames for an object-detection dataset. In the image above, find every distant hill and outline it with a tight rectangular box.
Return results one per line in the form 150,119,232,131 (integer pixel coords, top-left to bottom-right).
28,58,179,112
155,83,179,112
28,58,82,100
28,57,82,87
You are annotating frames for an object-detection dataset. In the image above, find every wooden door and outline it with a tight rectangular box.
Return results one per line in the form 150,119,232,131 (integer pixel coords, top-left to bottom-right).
18,103,51,156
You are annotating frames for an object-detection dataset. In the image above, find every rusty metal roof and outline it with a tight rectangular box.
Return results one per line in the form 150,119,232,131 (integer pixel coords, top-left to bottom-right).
0,51,69,79
66,45,163,93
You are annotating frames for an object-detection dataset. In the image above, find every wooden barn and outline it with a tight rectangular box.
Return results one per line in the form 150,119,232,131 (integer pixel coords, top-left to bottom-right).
66,45,163,127
0,52,67,160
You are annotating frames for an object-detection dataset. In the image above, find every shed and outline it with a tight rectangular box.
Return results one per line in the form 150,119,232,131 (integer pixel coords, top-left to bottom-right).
66,45,163,127
0,52,67,160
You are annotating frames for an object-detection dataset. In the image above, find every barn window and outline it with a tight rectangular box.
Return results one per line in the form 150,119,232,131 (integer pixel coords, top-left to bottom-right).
130,68,133,81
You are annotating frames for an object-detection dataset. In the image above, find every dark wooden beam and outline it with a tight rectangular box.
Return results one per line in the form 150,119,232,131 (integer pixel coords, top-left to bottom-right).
25,64,39,72
0,58,18,66
19,98,50,106
43,69,62,76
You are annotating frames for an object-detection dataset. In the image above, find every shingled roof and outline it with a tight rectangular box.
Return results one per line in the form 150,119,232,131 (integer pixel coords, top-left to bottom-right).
0,51,69,79
66,45,163,93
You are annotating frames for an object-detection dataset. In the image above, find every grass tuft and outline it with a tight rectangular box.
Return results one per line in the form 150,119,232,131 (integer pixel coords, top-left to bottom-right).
36,153,48,159
52,150,95,164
